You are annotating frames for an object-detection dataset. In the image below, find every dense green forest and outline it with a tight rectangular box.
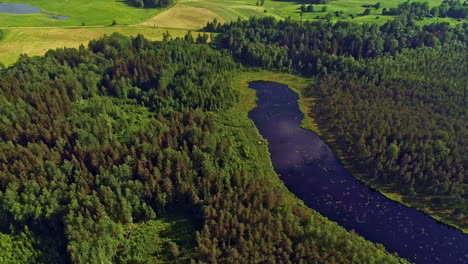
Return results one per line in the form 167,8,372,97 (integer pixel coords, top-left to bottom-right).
382,0,468,19
127,0,172,8
279,0,330,4
209,15,467,73
209,15,467,230
0,34,408,263
307,46,467,224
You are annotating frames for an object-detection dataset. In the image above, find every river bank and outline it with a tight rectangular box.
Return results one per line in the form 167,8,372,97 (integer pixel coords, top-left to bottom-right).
245,78,467,263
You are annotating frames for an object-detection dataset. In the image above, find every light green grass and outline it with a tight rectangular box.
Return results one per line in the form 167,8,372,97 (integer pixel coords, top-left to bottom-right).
0,0,464,28
0,0,171,26
0,26,188,66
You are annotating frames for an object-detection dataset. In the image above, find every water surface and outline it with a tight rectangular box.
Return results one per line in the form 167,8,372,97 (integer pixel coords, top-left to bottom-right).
0,3,69,19
248,81,467,264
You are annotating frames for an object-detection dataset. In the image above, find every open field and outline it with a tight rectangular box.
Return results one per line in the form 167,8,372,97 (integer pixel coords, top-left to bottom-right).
180,0,460,25
0,26,188,65
0,0,465,66
0,0,168,26
0,0,461,28
138,3,225,29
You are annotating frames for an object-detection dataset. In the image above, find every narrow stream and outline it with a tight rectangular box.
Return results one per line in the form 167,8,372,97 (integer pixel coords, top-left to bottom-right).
247,81,467,264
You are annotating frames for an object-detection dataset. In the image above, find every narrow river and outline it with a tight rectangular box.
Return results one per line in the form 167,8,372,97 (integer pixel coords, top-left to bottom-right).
247,81,467,264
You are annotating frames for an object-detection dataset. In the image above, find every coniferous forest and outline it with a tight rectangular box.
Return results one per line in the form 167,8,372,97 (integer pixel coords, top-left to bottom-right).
0,34,410,263
127,0,173,9
210,15,467,230
0,11,466,264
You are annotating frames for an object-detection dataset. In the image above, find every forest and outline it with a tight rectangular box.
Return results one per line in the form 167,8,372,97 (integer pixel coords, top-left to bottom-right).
209,15,467,230
0,34,408,263
279,0,330,4
127,0,173,8
382,0,468,19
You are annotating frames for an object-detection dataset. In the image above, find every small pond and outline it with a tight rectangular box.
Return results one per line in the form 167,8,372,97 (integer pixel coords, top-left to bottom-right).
0,3,70,20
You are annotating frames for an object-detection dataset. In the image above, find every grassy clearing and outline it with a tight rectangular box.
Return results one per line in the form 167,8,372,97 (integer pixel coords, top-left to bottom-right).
0,26,188,66
0,0,169,26
139,3,225,29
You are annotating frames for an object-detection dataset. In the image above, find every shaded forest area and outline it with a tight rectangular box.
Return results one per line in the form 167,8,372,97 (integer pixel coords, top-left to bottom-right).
210,15,467,230
127,0,173,9
382,0,468,19
0,34,407,263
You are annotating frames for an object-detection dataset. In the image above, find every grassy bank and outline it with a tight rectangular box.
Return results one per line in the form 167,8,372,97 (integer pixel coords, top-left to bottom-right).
222,70,411,262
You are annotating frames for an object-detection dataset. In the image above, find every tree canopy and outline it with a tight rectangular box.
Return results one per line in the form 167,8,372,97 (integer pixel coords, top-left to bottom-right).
0,33,408,263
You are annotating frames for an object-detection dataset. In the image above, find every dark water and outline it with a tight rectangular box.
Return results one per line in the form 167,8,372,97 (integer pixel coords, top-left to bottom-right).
248,81,468,264
0,3,69,19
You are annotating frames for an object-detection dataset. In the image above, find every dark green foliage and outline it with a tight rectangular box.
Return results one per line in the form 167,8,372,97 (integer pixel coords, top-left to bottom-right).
0,33,404,263
127,0,173,8
363,2,381,9
305,46,468,221
210,15,467,75
280,0,329,4
383,0,468,19
115,217,195,263
0,229,40,264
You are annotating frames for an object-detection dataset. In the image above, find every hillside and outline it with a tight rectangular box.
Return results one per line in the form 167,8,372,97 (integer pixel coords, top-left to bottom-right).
0,1,466,263
0,0,465,65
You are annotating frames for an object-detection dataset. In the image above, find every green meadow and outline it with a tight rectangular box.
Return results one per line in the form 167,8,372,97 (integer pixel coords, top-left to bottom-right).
0,0,168,26
182,0,460,25
0,0,465,66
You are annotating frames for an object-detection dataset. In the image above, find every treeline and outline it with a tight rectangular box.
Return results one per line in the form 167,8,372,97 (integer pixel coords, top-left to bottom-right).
127,0,172,8
208,15,467,75
278,0,330,4
0,34,406,263
306,46,467,219
382,0,468,19
210,16,467,228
